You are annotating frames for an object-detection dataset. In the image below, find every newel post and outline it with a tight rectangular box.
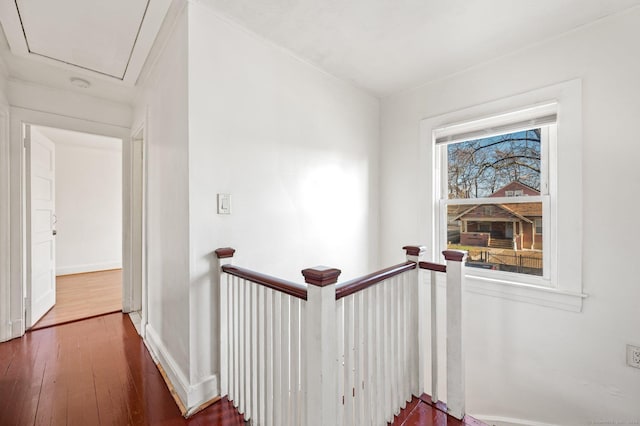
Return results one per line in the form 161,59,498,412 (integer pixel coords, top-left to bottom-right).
403,245,428,399
214,247,235,397
301,266,341,426
443,249,467,420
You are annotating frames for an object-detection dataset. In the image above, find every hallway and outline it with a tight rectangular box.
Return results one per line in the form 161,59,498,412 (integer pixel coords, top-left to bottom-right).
0,313,244,425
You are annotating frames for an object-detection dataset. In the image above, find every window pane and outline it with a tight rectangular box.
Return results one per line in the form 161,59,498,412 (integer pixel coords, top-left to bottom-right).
447,128,541,199
447,201,543,276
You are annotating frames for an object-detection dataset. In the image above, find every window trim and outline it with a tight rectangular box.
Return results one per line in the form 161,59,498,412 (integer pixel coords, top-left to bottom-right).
419,79,586,312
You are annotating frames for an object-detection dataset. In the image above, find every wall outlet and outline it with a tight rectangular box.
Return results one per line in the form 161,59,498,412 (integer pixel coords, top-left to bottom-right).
627,344,640,369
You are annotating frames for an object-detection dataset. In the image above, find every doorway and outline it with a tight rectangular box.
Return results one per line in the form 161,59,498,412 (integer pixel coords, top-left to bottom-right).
25,124,124,329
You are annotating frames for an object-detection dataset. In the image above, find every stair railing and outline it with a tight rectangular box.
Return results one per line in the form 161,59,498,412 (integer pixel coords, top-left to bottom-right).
215,245,467,426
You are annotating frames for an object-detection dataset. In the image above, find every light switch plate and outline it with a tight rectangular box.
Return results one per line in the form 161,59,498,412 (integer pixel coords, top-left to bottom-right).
217,193,231,214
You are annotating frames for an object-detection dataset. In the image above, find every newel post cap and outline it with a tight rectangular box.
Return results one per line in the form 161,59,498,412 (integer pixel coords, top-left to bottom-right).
215,247,236,259
301,266,342,287
403,245,426,257
443,249,467,262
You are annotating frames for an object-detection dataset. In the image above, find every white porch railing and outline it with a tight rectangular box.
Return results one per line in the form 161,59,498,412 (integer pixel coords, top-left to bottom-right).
215,246,467,426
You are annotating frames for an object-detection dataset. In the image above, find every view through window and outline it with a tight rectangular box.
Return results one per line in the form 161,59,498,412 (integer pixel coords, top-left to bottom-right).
444,128,545,276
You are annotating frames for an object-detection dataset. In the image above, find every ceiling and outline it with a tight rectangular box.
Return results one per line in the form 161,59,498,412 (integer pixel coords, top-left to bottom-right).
202,0,640,96
0,0,639,102
0,0,171,100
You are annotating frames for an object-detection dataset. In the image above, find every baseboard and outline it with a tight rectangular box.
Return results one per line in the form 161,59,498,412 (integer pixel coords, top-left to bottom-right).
56,261,122,276
7,318,23,341
475,414,561,426
144,325,190,409
144,324,219,416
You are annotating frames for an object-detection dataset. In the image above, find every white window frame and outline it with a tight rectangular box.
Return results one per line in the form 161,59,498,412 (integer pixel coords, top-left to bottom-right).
437,119,552,286
419,79,586,312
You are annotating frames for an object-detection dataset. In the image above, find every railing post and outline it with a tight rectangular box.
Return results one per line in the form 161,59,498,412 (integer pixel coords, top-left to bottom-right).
443,249,467,420
402,245,426,398
215,247,235,398
301,266,341,426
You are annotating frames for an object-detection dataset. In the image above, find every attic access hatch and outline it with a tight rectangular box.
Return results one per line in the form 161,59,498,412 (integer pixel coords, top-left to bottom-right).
0,0,171,84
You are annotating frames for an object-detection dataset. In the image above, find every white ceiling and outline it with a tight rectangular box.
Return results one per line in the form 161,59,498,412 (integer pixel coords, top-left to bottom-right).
202,0,640,96
0,0,171,89
0,0,639,102
16,0,148,79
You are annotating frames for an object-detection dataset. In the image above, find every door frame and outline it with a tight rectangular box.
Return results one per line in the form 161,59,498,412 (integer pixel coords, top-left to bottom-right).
0,105,10,342
5,107,131,339
123,118,148,337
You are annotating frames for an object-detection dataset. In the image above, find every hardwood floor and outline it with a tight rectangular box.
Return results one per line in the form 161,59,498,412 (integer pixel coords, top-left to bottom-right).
392,396,486,426
0,313,245,426
31,269,123,330
2,309,482,425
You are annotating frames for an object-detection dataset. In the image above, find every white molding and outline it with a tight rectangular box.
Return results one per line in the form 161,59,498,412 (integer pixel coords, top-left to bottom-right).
56,262,122,276
465,276,586,312
144,324,218,413
9,318,23,340
185,374,219,416
0,106,10,342
428,267,586,312
144,324,190,407
7,106,130,340
475,414,561,426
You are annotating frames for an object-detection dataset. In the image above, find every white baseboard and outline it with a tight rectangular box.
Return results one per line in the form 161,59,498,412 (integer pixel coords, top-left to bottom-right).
475,414,561,426
56,261,122,276
8,318,23,341
144,324,219,413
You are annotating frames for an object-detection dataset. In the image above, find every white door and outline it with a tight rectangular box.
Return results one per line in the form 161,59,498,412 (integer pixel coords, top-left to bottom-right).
25,125,56,327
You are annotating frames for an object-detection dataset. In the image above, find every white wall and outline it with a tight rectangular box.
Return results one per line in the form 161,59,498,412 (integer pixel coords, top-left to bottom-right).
133,2,192,406
380,7,640,425
186,2,380,402
32,126,123,275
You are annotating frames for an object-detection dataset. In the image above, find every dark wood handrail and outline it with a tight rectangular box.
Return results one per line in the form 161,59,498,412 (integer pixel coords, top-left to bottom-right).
335,262,417,300
419,261,446,273
221,265,308,300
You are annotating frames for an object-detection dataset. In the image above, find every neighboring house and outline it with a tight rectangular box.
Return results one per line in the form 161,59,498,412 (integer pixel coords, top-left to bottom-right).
452,181,542,250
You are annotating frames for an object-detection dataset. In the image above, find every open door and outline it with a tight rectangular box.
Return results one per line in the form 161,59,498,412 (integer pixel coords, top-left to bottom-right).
25,124,57,328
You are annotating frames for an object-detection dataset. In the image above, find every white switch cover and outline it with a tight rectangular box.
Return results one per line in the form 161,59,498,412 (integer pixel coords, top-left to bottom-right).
217,194,231,214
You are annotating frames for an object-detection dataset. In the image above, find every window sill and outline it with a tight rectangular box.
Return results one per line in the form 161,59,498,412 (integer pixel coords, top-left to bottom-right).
463,274,587,312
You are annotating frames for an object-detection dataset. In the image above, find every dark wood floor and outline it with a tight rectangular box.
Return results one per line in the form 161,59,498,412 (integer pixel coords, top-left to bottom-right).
1,312,482,426
392,396,485,426
0,313,244,426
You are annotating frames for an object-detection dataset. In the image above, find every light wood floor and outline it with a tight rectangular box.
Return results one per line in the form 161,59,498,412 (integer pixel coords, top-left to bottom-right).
31,269,122,330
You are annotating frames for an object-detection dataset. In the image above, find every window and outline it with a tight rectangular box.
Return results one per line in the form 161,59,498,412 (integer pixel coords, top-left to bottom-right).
535,218,543,234
437,106,553,279
420,80,585,311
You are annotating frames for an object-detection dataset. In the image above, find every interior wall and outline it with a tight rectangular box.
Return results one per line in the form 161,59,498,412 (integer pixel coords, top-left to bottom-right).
31,127,123,276
186,1,380,400
132,3,191,403
380,8,640,425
